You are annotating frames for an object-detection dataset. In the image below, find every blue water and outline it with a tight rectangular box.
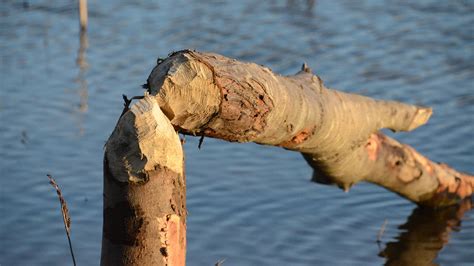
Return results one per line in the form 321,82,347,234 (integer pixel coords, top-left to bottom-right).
1,0,473,265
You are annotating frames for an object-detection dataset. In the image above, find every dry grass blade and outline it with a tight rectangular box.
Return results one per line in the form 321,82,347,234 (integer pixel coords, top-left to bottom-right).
47,174,76,266
48,174,71,233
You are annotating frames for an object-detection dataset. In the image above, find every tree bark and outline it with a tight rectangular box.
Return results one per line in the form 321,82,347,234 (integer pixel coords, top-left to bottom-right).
144,50,473,207
101,96,186,266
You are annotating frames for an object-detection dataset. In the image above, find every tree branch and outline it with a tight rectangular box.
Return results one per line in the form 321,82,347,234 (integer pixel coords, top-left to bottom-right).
145,50,473,207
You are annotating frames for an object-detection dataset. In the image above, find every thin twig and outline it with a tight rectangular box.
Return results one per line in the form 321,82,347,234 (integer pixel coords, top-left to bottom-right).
198,134,205,149
47,174,76,266
120,94,144,118
180,133,186,145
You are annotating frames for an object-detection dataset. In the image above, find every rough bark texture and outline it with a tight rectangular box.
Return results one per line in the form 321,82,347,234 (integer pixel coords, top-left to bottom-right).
102,96,186,266
145,50,473,207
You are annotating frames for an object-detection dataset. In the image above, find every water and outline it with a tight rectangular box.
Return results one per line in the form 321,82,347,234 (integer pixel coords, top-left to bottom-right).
1,0,473,265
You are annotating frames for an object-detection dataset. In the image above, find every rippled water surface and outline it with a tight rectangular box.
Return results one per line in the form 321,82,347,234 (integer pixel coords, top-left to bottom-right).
1,0,473,265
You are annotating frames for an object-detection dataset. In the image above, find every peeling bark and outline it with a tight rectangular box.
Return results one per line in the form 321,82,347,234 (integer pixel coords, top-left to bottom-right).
145,50,473,207
101,96,186,266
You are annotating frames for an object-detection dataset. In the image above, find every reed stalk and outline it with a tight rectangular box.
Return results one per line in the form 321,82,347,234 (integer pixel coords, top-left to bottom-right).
47,174,76,266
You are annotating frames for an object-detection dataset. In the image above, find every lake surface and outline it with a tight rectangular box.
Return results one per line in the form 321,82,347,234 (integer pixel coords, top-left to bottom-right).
1,0,473,265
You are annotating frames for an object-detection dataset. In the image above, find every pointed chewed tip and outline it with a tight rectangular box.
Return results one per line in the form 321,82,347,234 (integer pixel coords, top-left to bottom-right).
301,62,312,73
408,107,433,131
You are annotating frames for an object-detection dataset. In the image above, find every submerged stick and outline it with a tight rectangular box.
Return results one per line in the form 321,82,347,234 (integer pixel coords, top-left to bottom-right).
78,0,88,31
47,174,76,266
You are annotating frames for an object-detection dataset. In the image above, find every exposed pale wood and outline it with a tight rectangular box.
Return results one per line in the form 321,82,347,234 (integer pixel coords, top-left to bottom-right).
101,96,186,266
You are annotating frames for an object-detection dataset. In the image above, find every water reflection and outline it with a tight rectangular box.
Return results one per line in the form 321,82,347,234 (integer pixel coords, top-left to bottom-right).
380,199,472,266
286,0,316,14
75,29,89,135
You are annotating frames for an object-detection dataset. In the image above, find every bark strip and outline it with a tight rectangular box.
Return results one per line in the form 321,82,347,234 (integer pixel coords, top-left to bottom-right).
101,96,186,266
145,50,473,207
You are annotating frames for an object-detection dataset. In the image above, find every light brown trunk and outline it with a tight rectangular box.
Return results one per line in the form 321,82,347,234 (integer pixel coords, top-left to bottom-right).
101,97,186,266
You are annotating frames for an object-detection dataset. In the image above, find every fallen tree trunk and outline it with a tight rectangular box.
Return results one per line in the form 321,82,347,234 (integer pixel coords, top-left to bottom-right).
102,97,186,266
144,50,473,207
102,50,473,264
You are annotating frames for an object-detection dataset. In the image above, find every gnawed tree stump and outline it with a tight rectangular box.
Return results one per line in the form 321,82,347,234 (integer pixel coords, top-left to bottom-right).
102,97,186,266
